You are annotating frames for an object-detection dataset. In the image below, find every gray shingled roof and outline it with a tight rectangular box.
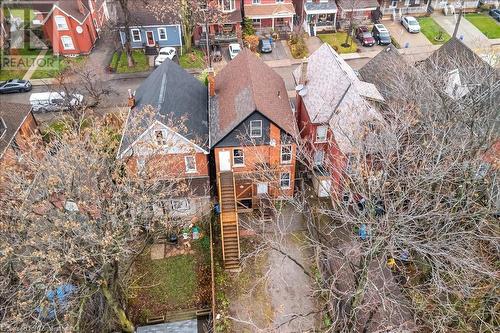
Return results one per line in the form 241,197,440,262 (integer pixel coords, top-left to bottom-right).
293,44,385,154
117,60,209,157
304,1,337,13
0,102,33,159
337,0,379,10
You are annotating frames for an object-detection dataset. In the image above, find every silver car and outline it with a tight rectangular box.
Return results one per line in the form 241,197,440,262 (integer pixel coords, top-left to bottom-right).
401,16,421,33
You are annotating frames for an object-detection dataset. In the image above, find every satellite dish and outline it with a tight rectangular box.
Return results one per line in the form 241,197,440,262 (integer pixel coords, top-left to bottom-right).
76,26,83,34
298,87,308,97
295,84,304,91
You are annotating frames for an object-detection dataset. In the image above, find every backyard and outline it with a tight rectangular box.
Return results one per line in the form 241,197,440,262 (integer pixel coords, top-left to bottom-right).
318,32,358,53
418,17,451,45
465,13,500,39
127,230,212,325
179,49,205,69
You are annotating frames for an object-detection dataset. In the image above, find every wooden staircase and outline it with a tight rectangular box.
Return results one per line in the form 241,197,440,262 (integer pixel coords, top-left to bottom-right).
218,172,241,271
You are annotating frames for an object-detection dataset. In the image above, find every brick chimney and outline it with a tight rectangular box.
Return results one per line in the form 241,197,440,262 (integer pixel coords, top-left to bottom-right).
208,68,215,97
299,57,308,85
128,89,136,108
77,0,86,15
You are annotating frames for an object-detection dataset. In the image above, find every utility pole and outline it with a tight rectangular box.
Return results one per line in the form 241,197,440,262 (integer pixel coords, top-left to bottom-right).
203,9,211,68
452,0,464,38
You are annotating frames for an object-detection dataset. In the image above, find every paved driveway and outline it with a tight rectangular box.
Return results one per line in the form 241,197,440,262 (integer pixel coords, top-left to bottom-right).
432,13,491,50
383,19,433,49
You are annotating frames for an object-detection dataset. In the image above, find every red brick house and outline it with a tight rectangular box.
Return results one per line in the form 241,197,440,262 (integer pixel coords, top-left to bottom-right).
293,44,385,198
336,0,379,26
32,0,109,56
117,60,211,221
194,0,242,46
209,49,297,270
244,0,296,34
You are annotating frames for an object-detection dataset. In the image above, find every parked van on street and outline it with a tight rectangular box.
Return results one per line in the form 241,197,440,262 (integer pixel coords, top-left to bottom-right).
29,92,84,113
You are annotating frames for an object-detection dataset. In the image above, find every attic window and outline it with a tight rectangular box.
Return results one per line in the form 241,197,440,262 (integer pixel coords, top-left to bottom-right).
155,130,166,146
249,120,262,138
0,117,6,140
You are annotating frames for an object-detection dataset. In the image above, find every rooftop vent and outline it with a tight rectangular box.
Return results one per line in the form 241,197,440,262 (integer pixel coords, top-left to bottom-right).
0,117,6,140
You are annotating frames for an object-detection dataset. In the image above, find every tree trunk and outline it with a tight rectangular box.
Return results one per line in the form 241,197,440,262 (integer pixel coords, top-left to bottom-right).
101,281,135,333
180,0,192,52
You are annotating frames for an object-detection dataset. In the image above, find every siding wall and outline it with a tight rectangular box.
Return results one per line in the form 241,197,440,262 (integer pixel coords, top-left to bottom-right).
119,25,182,48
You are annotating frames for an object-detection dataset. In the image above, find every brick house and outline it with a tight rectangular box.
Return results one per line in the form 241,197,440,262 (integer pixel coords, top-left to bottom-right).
29,0,110,56
209,49,297,270
293,44,385,198
378,0,431,19
243,0,296,34
117,60,211,221
0,102,38,166
336,0,379,26
194,0,242,46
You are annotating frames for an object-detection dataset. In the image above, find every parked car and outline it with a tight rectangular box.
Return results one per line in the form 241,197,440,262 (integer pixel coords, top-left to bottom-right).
0,79,32,93
154,47,177,66
259,39,272,53
489,9,500,22
372,24,391,45
30,92,83,113
401,16,421,33
228,43,241,60
356,26,375,47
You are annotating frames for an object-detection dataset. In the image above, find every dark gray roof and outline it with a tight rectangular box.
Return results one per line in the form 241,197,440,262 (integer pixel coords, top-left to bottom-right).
337,0,379,10
118,60,209,157
117,0,180,26
137,320,197,333
304,1,337,12
0,102,33,159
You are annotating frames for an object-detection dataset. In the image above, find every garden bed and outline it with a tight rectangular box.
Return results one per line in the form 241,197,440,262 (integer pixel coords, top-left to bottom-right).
127,228,212,325
465,13,500,39
418,17,451,45
318,32,357,53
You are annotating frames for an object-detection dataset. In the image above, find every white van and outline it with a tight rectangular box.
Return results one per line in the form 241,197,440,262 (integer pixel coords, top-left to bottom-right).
29,92,83,113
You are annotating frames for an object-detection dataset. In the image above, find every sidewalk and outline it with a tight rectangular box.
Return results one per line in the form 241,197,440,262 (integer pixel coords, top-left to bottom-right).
22,49,47,81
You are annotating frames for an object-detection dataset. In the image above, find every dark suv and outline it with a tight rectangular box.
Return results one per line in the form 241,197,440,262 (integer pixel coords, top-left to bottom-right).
372,24,391,45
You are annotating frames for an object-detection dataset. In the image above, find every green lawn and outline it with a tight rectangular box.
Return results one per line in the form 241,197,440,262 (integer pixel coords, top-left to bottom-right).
6,8,35,22
31,54,87,79
116,50,150,73
179,49,205,69
318,32,358,53
465,13,500,39
418,17,451,45
0,44,41,80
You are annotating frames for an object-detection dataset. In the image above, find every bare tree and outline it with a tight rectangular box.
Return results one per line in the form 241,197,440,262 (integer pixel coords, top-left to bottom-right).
0,111,203,332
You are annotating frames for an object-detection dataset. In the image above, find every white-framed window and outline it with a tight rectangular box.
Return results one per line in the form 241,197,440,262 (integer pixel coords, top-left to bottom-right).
221,0,235,11
249,120,262,138
185,155,197,173
233,149,244,166
155,130,166,146
252,0,261,4
390,0,398,7
280,172,291,189
171,198,190,211
158,27,167,40
131,28,141,42
314,150,324,166
315,125,328,143
55,15,68,30
61,36,74,50
281,145,292,164
276,0,284,3
257,182,268,194
252,18,261,25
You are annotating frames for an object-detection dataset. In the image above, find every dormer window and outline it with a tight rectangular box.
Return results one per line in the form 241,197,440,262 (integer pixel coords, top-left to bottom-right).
249,120,262,138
